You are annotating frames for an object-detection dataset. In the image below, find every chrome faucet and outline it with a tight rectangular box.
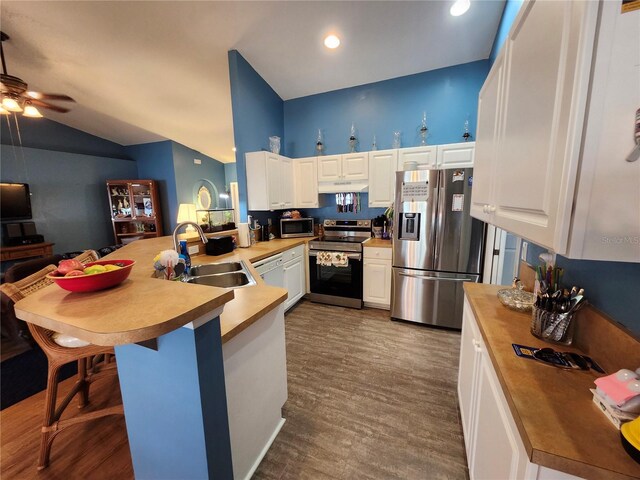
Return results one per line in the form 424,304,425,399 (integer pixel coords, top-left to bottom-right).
173,222,208,252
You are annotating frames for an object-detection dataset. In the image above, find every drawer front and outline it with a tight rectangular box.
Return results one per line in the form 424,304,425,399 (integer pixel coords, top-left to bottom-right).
363,247,392,260
284,245,305,262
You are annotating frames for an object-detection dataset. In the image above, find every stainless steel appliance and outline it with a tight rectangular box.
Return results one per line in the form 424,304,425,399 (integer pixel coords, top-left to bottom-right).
280,218,315,238
308,219,371,308
392,169,484,329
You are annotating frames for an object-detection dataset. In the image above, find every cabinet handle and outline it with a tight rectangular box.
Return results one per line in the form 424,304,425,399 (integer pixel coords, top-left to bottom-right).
489,205,496,213
472,339,482,352
482,205,488,213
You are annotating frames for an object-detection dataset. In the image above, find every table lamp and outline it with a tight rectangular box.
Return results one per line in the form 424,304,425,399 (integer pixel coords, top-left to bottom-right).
177,203,198,235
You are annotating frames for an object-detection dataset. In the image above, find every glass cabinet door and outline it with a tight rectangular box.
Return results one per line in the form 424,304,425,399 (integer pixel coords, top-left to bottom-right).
130,182,155,218
108,183,131,218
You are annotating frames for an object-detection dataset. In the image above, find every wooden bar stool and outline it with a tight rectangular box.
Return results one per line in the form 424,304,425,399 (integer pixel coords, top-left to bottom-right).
0,250,124,470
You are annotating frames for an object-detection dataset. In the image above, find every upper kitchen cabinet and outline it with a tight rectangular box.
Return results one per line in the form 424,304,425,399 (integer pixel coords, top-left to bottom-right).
397,146,437,171
294,157,320,209
437,142,475,169
472,0,639,262
368,149,398,208
471,52,505,221
318,153,369,182
246,152,294,211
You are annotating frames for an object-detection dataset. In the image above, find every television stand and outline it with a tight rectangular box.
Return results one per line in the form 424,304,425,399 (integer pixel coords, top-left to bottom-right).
1,242,54,262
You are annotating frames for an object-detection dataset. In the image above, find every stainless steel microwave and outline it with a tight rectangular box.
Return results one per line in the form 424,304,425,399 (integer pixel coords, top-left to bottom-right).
280,218,315,238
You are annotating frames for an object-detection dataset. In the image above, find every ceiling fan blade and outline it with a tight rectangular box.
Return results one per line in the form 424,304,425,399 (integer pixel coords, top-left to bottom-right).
26,91,75,102
29,98,71,113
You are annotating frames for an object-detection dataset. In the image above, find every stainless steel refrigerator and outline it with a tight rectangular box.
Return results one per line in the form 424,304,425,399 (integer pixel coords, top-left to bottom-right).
391,169,485,329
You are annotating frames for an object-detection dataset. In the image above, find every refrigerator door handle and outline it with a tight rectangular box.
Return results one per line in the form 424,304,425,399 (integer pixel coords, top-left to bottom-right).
398,272,472,282
433,180,446,267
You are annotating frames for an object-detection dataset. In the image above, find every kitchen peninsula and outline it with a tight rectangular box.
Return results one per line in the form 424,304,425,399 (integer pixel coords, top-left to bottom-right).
13,236,311,480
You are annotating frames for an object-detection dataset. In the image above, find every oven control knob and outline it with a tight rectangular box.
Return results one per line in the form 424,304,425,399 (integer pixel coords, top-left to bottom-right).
357,221,363,226
330,220,336,226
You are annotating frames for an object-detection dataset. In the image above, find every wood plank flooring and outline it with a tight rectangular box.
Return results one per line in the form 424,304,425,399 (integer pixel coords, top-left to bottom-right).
254,301,468,480
1,300,467,479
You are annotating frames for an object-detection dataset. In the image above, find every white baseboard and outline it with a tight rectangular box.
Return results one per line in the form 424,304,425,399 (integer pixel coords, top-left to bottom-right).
241,417,286,480
364,301,390,310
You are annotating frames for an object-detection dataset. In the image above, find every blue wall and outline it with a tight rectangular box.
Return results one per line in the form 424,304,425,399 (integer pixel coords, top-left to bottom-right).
125,141,176,234
1,144,137,253
1,117,130,159
228,50,285,221
491,0,640,335
172,142,227,209
224,163,237,184
283,60,489,157
488,0,524,66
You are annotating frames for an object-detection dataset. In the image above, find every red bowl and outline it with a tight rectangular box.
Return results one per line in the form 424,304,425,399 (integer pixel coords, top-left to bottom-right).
47,259,135,293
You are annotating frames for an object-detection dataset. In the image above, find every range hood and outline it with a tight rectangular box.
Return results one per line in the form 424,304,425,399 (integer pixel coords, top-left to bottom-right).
318,180,368,194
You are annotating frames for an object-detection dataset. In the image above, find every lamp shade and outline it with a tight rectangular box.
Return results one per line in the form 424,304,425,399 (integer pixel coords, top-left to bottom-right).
177,203,198,233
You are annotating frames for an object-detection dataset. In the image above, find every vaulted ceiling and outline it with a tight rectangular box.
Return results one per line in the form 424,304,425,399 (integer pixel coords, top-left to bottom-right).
1,1,504,163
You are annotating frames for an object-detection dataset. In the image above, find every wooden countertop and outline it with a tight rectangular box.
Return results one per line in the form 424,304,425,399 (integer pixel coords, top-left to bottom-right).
14,237,313,347
363,238,392,248
463,283,640,480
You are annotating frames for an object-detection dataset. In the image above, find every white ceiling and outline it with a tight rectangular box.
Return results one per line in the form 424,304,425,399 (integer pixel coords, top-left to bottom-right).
1,1,504,163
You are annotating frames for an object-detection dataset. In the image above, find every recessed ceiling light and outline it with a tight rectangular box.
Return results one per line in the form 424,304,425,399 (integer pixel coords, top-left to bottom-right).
450,0,470,16
324,34,341,49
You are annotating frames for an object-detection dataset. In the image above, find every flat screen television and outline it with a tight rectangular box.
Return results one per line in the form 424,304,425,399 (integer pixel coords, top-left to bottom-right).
1,183,33,221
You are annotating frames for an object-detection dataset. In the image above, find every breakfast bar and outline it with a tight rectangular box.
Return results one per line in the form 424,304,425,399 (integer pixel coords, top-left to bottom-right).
12,236,302,479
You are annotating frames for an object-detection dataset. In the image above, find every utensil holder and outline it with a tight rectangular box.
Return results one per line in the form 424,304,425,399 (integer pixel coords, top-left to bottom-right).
530,306,578,345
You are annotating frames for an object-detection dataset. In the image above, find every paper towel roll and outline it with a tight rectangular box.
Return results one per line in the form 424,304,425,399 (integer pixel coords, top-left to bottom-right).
238,223,250,248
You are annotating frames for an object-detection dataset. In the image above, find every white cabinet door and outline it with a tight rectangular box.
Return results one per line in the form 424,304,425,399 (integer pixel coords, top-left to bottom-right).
397,146,437,170
471,49,505,222
280,156,294,209
266,153,283,210
363,247,392,309
368,149,398,207
294,157,319,208
491,0,596,251
283,258,304,311
437,142,475,168
342,152,369,180
458,300,482,460
318,155,342,181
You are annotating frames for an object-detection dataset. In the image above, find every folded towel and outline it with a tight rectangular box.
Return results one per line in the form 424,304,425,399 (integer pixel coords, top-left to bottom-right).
316,251,349,268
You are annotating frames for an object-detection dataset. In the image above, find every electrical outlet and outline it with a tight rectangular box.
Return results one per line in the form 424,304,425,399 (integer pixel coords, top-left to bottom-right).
521,241,528,261
188,245,200,255
194,158,202,165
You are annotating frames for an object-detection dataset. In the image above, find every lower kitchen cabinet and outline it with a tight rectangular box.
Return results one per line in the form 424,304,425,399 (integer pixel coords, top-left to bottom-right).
459,297,583,480
363,247,391,309
283,245,305,311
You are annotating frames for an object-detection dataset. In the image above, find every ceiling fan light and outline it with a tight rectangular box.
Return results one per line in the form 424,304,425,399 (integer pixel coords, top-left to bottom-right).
450,0,471,16
2,97,23,112
23,104,43,118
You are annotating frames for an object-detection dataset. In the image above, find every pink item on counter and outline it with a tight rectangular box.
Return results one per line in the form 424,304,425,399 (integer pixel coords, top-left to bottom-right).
594,369,640,406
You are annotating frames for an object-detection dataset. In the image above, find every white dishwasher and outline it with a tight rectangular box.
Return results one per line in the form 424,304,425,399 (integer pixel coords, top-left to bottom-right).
252,253,284,288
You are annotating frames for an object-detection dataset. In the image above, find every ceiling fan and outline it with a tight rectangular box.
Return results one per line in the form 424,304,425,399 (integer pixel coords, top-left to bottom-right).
0,31,75,118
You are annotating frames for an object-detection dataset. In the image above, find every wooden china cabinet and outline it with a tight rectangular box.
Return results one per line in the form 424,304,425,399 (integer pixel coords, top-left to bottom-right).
106,180,163,245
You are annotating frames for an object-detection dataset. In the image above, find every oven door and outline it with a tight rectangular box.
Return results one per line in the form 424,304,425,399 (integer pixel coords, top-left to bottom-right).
308,251,363,308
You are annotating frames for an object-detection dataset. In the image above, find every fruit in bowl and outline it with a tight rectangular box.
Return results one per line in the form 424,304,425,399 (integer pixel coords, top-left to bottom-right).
47,259,135,292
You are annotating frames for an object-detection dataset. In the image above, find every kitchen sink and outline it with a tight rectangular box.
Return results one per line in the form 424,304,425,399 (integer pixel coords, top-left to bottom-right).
186,272,253,288
182,260,256,289
189,261,243,276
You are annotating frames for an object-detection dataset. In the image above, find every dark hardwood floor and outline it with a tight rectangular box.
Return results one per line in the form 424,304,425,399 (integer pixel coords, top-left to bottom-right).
1,300,467,479
254,301,468,480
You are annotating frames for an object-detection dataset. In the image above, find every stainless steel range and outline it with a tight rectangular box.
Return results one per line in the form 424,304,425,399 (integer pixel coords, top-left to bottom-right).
308,219,371,308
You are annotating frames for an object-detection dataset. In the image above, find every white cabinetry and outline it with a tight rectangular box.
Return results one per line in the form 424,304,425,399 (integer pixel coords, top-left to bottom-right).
283,245,305,311
368,149,398,207
246,152,294,211
363,247,392,309
472,0,638,262
293,157,319,208
318,153,368,182
459,297,583,480
397,146,437,170
436,142,475,169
